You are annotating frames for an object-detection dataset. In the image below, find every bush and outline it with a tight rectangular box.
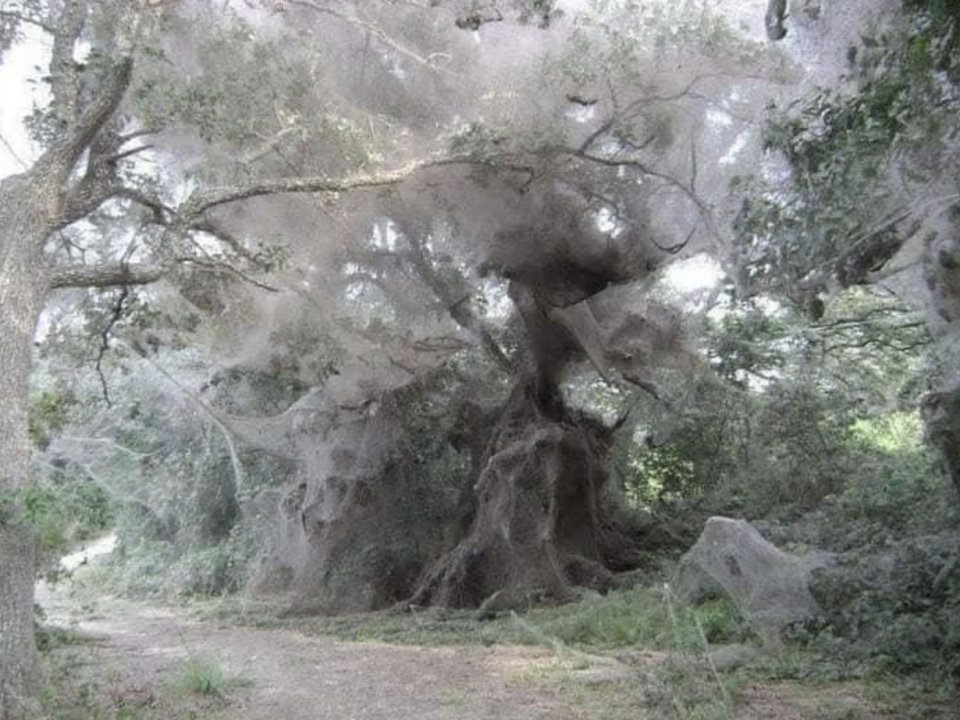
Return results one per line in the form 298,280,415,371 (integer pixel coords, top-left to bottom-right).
101,540,177,598
809,533,960,676
167,526,254,597
622,374,856,518
104,524,255,600
832,412,950,538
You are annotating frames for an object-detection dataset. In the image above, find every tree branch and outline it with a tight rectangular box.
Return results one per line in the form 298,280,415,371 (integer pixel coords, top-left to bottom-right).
58,435,159,459
41,1,146,181
563,147,723,245
181,155,482,216
177,257,280,293
48,56,135,176
117,127,160,144
399,222,517,374
283,0,454,73
49,261,168,289
105,144,154,164
94,285,130,407
810,305,913,330
0,9,55,33
115,187,174,224
48,0,88,129
130,346,247,496
0,129,28,170
188,217,260,263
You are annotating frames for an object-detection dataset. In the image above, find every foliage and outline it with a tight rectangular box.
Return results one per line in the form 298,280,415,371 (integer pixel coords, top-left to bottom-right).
806,288,930,406
7,0,960,711
567,0,759,83
702,300,790,387
831,412,947,535
28,386,78,452
621,372,856,516
33,607,88,653
132,9,374,175
746,413,959,680
623,443,696,507
808,532,960,677
734,0,960,297
618,280,934,522
54,347,301,598
20,373,116,574
105,528,255,600
0,1,45,57
21,480,113,576
34,640,237,720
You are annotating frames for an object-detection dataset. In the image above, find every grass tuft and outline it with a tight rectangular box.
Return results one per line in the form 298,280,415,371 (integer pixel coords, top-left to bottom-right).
169,655,228,698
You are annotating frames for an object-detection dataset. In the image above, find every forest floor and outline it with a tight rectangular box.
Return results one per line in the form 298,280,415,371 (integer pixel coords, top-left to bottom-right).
34,541,951,720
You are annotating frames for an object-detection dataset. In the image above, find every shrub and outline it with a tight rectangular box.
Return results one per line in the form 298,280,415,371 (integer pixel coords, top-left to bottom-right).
809,533,960,676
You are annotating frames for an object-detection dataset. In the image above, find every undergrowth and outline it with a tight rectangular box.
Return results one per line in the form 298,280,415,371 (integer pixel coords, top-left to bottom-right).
35,643,243,720
203,585,753,652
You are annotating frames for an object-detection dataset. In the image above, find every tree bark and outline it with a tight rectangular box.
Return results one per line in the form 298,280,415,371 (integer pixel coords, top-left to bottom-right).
0,526,39,720
922,230,960,499
0,175,49,720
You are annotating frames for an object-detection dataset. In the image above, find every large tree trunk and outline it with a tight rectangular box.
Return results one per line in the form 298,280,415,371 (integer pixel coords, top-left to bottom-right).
0,176,51,719
409,376,617,610
406,260,666,610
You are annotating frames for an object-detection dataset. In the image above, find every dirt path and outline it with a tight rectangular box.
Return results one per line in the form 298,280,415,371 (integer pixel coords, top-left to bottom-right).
83,604,619,720
38,541,639,720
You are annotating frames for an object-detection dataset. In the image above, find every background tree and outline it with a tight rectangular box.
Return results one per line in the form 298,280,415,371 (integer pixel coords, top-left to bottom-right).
732,0,960,496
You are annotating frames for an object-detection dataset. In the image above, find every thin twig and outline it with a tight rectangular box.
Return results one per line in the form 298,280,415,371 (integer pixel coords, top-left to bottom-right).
130,344,247,497
0,130,29,170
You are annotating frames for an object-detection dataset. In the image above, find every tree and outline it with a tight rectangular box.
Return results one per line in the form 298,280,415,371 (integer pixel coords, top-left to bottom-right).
61,0,768,615
733,0,960,497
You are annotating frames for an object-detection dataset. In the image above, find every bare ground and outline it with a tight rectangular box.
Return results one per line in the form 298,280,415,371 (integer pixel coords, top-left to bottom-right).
74,602,625,720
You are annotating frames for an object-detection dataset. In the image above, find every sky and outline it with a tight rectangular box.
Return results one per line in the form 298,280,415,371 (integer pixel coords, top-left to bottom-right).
0,23,48,178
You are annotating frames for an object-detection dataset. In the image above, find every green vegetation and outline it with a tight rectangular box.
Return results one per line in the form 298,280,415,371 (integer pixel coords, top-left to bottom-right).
34,636,244,720
167,656,229,698
238,588,751,652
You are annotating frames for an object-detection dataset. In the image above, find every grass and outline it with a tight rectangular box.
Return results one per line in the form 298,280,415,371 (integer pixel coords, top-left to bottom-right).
200,586,754,653
168,655,229,698
35,622,93,652
37,647,157,720
68,567,958,720
36,640,246,720
37,584,957,720
647,586,738,720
